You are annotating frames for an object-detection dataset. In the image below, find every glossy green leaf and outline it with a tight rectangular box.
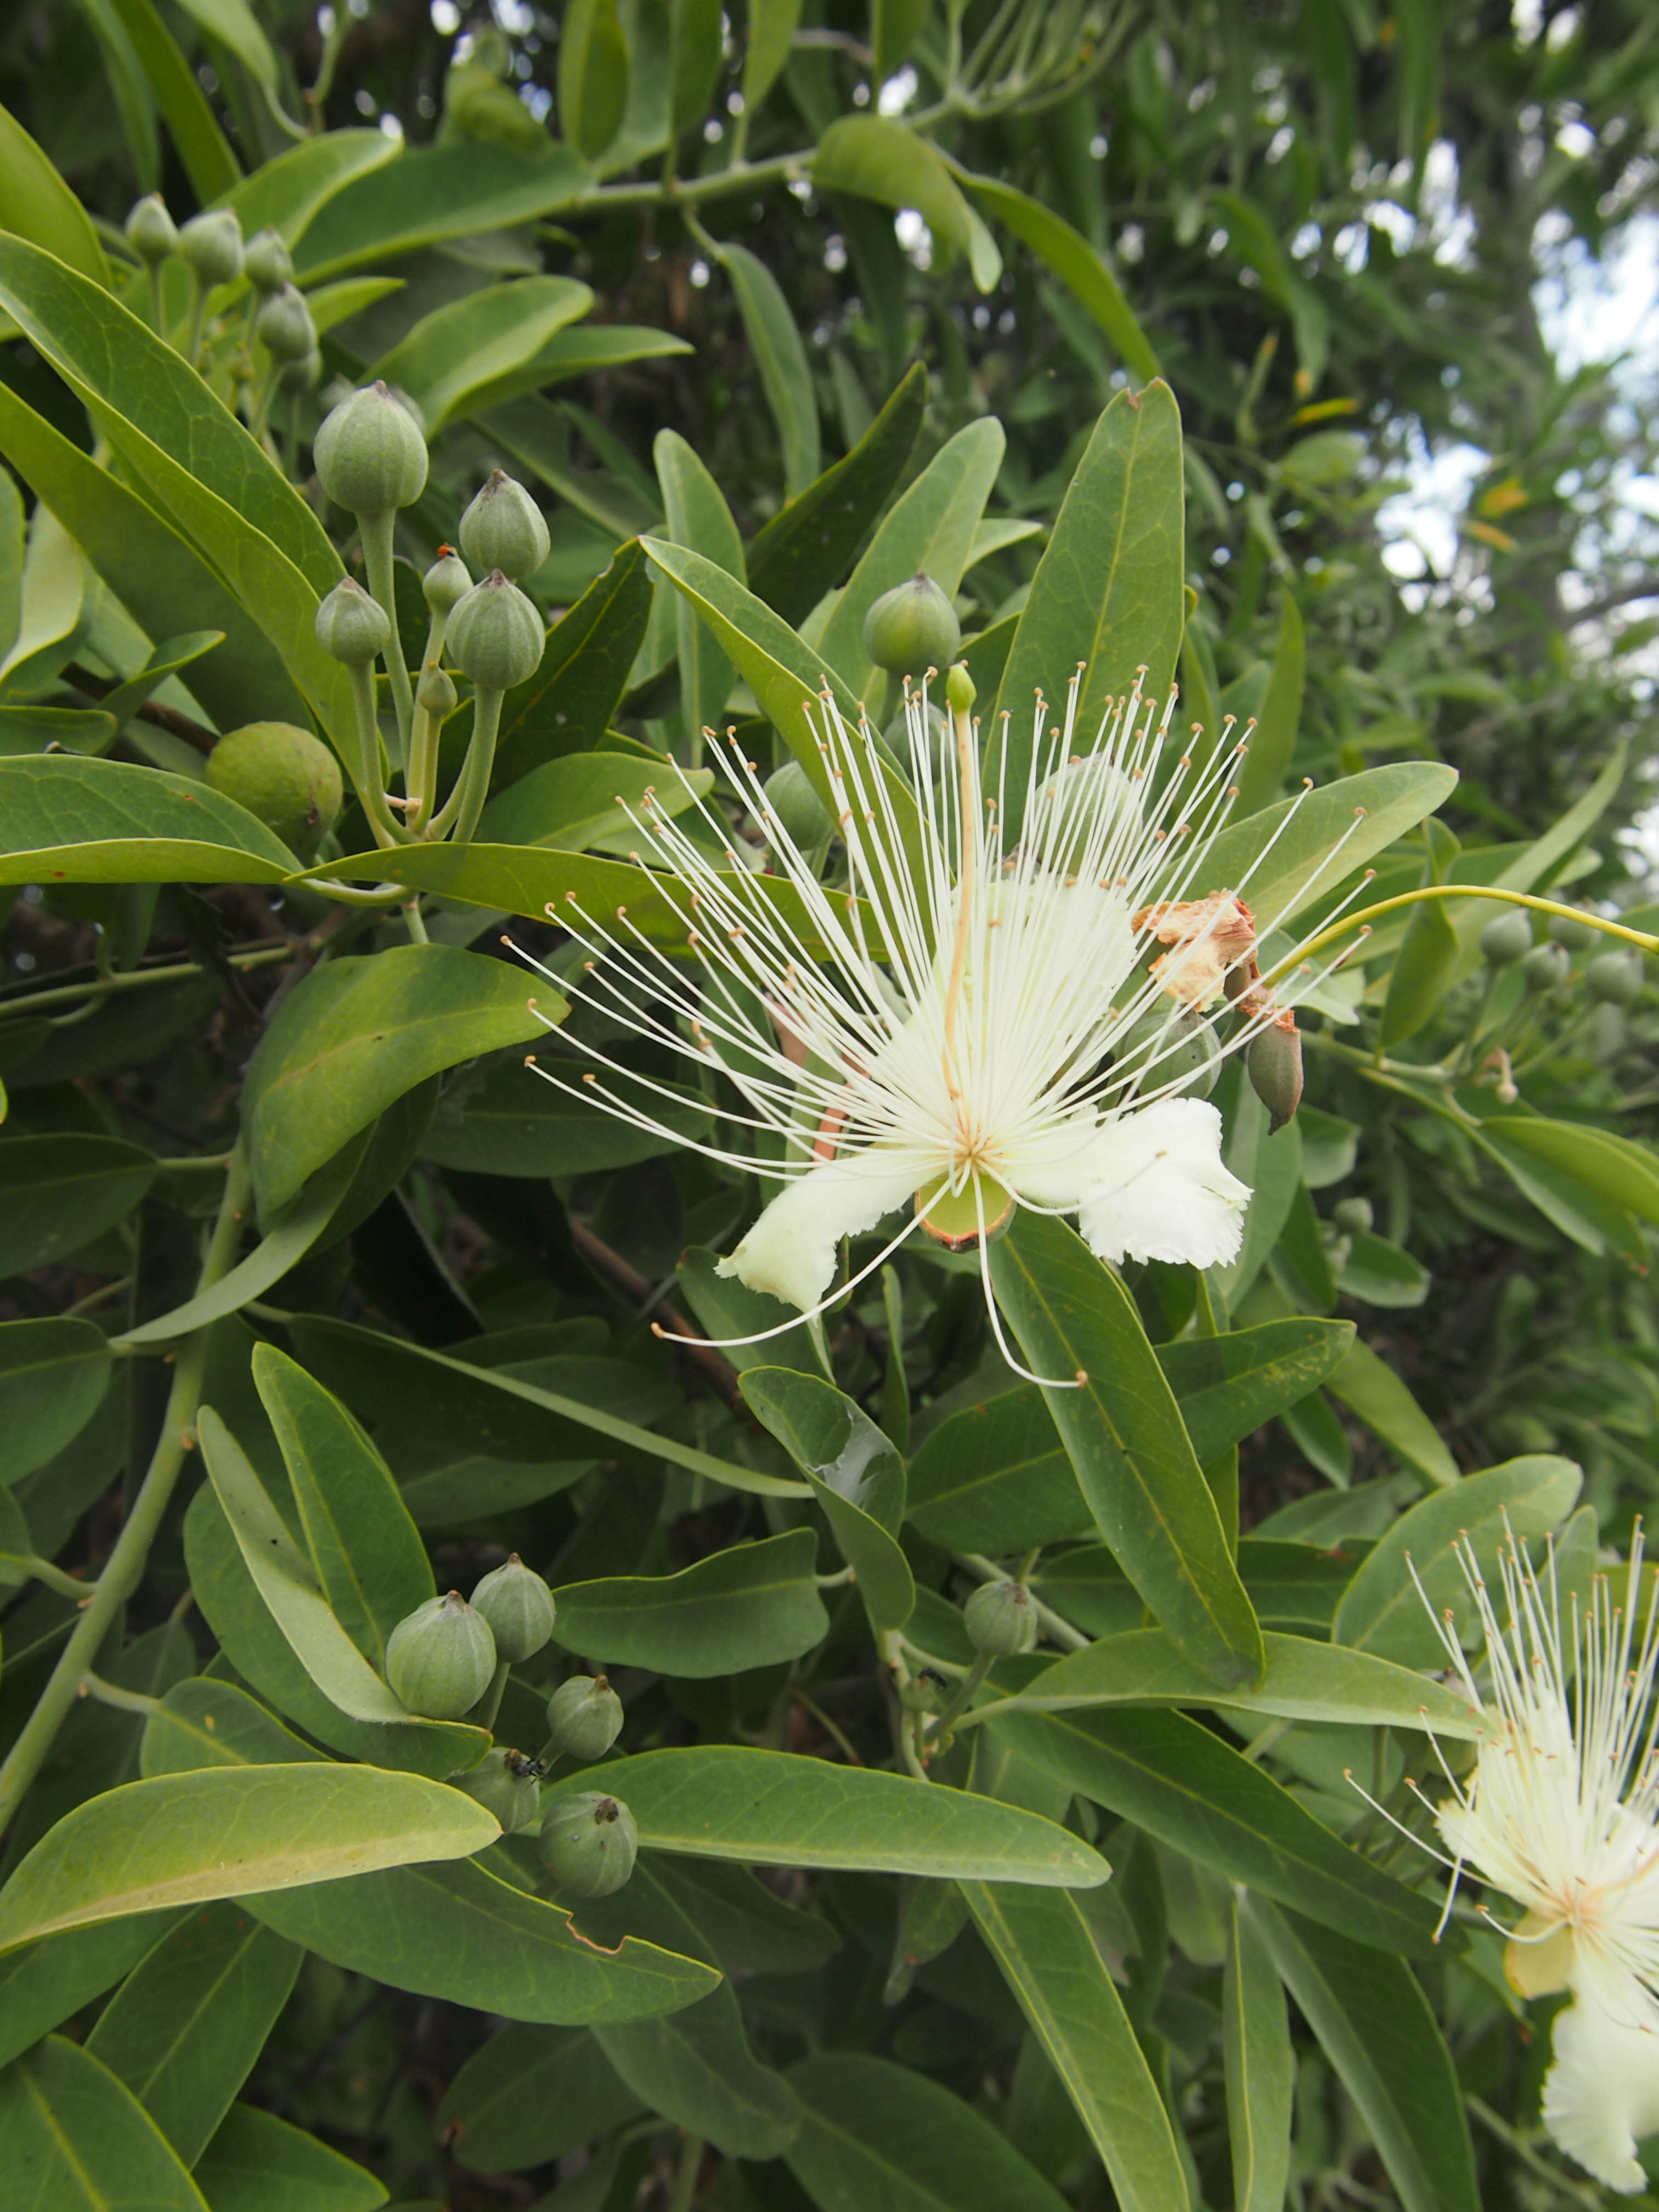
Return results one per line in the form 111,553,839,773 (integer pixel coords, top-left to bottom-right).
0,755,298,886
437,2025,642,2174
786,2053,1068,2212
956,167,1158,381
0,2038,207,2211
813,118,1001,292
224,126,396,246
0,1133,155,1278
1324,1333,1459,1486
0,100,107,286
743,0,802,108
1485,1115,1659,1227
990,1214,1263,1689
554,1529,829,1676
101,0,240,202
1233,591,1307,816
492,538,652,786
676,1248,828,1379
193,2105,387,2212
1223,1896,1294,2212
421,1051,706,1177
0,1317,112,1484
170,0,281,95
1381,891,1459,1048
371,275,593,433
1210,761,1460,935
710,239,821,497
0,1916,177,2074
656,428,746,735
906,1386,1082,1551
559,0,629,158
293,142,589,281
478,751,710,856
1337,1228,1432,1308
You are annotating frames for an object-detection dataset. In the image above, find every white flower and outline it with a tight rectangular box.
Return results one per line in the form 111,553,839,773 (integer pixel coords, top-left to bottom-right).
1418,1531,1659,2192
518,669,1338,1383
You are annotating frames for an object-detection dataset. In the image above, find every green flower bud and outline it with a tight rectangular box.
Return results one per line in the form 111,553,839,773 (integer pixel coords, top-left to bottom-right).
277,347,323,396
1548,909,1598,951
538,1791,638,1899
204,721,342,862
1588,1003,1627,1062
1585,948,1641,1006
544,1673,624,1762
863,572,961,678
1479,910,1533,967
945,661,976,716
445,571,545,692
417,663,458,719
1113,1005,1220,1099
253,283,317,366
453,1746,543,1833
242,225,293,296
178,207,243,289
385,1589,497,1719
471,1554,557,1663
459,470,551,582
763,759,833,850
963,1578,1036,1656
1246,1015,1304,1135
315,576,391,667
1331,1195,1374,1235
313,381,430,517
422,548,472,616
899,1669,946,1715
1520,940,1571,992
125,195,178,267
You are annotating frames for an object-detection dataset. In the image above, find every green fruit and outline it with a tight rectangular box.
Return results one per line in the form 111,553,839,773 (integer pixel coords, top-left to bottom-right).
1520,941,1571,992
1331,1195,1374,1235
1585,949,1641,1006
423,549,472,617
204,722,342,862
1479,910,1533,967
1114,1005,1220,1099
243,226,294,296
315,577,391,666
963,1579,1036,1656
471,1554,557,1663
314,381,429,516
254,283,316,366
538,1791,638,1899
544,1673,624,1762
1548,909,1598,951
385,1590,497,1720
446,571,545,692
125,195,177,266
459,470,551,582
1246,1018,1304,1134
453,1747,543,1833
178,207,242,287
762,759,833,850
862,573,961,678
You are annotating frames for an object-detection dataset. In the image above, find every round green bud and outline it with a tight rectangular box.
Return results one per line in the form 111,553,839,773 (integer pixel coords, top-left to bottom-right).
1585,947,1641,1006
125,194,178,267
204,721,342,862
453,1747,543,1834
276,347,323,396
459,470,551,582
313,381,430,517
1548,909,1598,951
242,225,293,297
1520,940,1571,992
385,1590,497,1720
253,283,316,366
178,207,243,289
471,1554,557,1663
899,1670,946,1716
763,759,833,850
1246,1017,1304,1135
538,1791,638,1899
1331,1195,1374,1235
964,1579,1036,1656
945,661,976,716
863,572,961,678
1588,1003,1627,1062
422,548,472,617
315,576,391,667
1113,1005,1220,1099
417,663,458,719
445,571,545,692
1479,910,1533,967
544,1673,624,1762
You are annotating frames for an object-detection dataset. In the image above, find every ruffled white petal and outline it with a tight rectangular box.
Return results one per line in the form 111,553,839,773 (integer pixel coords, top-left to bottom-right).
716,1149,924,1312
1063,1097,1251,1269
1543,1962,1659,2193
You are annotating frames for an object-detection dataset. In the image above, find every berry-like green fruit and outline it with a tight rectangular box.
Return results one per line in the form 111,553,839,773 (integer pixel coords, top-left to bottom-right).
178,207,243,288
254,283,316,366
1113,1005,1220,1098
459,470,551,582
315,576,391,666
1479,910,1533,967
538,1791,638,1899
763,759,833,850
1520,941,1571,992
1548,909,1598,951
863,573,961,678
204,721,342,862
242,225,293,296
471,1554,557,1663
423,548,472,617
385,1590,497,1720
1246,1017,1304,1135
453,1747,543,1833
446,571,545,691
1331,1195,1374,1235
544,1673,624,1762
125,195,177,266
963,1579,1036,1656
314,381,430,517
1585,948,1641,1006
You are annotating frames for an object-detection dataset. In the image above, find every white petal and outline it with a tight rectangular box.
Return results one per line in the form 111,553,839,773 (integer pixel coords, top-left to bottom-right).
716,1151,923,1312
1069,1097,1251,1269
1542,1963,1659,2193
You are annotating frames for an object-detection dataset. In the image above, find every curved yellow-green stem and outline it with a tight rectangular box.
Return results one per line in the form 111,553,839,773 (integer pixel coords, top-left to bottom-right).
1263,884,1658,988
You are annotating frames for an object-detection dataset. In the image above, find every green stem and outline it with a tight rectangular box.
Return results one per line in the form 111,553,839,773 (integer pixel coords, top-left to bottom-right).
344,661,406,849
427,687,503,843
582,150,806,212
402,898,429,945
147,263,166,336
922,1650,994,1748
20,1556,93,1601
80,1672,163,1716
1263,884,1659,990
249,360,281,442
667,2135,706,2212
0,943,294,1022
0,1148,251,1830
358,509,415,763
407,702,439,833
184,274,209,370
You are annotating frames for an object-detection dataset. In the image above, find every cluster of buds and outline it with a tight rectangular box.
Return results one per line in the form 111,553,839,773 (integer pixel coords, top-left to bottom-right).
1133,890,1304,1133
1476,901,1646,1088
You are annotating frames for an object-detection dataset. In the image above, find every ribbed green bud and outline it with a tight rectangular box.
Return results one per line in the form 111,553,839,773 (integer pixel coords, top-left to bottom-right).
314,576,391,667
1585,948,1641,1006
422,548,472,616
945,661,976,715
471,1554,557,1663
1331,1195,1374,1235
276,347,322,396
178,207,243,289
459,470,551,582
864,572,961,677
1246,1017,1304,1135
417,663,458,719
204,721,342,862
1113,1005,1220,1099
253,283,317,366
1548,909,1598,951
538,1791,638,1899
313,381,430,517
385,1590,497,1720
1520,941,1571,992
763,759,833,850
544,1673,624,1762
1479,910,1533,967
453,1747,543,1833
963,1579,1036,1656
446,571,545,692
125,195,178,267
242,225,293,296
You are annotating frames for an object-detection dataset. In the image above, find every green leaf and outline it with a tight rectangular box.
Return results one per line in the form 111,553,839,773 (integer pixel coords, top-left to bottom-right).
1337,1228,1432,1310
0,1917,177,2074
101,0,240,202
1324,1333,1459,1486
1380,893,1459,1048
990,1214,1263,1690
1485,1116,1659,1228
438,2025,642,2175
0,1317,112,1484
84,1902,302,2165
554,1530,830,1677
743,0,802,109
193,2106,387,2212
0,755,299,885
479,751,712,856
0,2038,208,2211
0,99,108,286
1223,1896,1295,2212
225,127,397,249
1233,592,1306,817
421,1052,706,1177
962,1883,1187,2212
676,1248,828,1378
953,167,1158,382
493,539,653,787
1207,762,1460,935
170,0,283,98
1158,1316,1357,1460
1333,1453,1583,1666
812,119,1001,292
0,1133,155,1278
709,239,822,497
370,275,594,434
656,428,746,734
241,944,560,1220
293,143,589,282
786,2053,1068,2212
569,1747,1110,1884
1250,1900,1479,2212
559,0,629,157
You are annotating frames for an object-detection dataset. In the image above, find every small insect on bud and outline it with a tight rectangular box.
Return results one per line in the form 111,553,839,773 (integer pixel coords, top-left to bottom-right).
1520,941,1571,993
1246,1012,1303,1135
417,663,459,720
864,572,962,678
1331,1195,1374,1235
315,576,391,667
242,225,293,297
900,1669,947,1715
963,1579,1037,1656
177,207,244,289
544,1673,624,1762
445,571,545,692
538,1791,638,1899
1548,909,1599,952
945,661,977,717
125,195,178,267
763,759,833,850
385,1590,497,1720
253,283,317,366
313,381,430,518
471,1554,557,1663
1585,948,1642,1007
422,548,472,617
1479,909,1533,968
453,1747,544,1833
204,721,342,862
459,470,551,582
